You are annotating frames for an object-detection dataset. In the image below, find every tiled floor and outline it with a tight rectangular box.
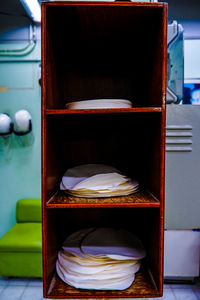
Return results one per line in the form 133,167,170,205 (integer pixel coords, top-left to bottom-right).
0,277,199,300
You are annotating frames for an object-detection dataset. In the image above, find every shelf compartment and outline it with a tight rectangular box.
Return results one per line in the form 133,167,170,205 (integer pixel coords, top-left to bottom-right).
46,190,160,208
44,113,163,205
43,208,163,298
46,107,162,115
46,268,160,299
43,2,167,109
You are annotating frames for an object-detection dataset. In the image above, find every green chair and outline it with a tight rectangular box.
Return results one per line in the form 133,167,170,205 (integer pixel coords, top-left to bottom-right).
0,199,42,277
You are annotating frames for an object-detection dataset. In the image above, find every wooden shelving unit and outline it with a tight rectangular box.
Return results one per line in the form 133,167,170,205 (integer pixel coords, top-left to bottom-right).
41,1,167,298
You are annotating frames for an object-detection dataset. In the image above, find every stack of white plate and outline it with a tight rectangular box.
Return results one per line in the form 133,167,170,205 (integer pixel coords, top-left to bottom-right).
65,99,132,109
56,228,146,290
60,164,139,198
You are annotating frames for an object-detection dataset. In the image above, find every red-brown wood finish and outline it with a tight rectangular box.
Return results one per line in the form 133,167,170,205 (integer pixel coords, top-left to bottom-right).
46,269,159,298
159,3,168,295
46,190,160,208
46,107,162,115
42,1,167,298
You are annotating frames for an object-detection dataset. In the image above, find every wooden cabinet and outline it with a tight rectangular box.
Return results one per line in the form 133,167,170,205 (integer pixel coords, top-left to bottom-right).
41,1,167,298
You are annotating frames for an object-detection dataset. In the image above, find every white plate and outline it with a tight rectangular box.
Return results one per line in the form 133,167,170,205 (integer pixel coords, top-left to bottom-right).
81,228,146,259
66,99,132,109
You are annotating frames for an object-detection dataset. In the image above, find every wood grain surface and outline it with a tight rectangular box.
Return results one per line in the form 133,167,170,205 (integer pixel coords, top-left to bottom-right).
46,190,160,208
47,268,160,298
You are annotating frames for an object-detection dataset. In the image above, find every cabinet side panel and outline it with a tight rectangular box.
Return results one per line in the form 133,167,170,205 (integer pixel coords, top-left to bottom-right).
41,3,48,296
159,4,168,294
145,210,162,292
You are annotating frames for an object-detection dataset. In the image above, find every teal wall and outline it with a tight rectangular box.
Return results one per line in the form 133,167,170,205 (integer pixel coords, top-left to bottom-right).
0,40,41,238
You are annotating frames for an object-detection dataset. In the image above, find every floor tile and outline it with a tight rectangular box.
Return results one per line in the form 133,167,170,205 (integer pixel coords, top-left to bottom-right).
152,287,176,300
170,283,198,290
7,278,30,286
0,285,25,300
28,279,43,287
0,277,9,286
164,283,171,289
0,286,6,294
193,289,200,300
172,288,199,300
20,286,43,300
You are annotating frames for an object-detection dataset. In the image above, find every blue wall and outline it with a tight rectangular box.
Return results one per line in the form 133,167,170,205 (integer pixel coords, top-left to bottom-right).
0,28,41,237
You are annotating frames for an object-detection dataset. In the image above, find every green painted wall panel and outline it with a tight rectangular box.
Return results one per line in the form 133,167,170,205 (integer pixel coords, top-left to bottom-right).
0,43,41,238
0,41,41,62
0,63,33,89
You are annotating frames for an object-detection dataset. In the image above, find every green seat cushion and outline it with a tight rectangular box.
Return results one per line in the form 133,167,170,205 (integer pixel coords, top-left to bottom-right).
0,252,42,277
16,199,41,223
0,223,42,253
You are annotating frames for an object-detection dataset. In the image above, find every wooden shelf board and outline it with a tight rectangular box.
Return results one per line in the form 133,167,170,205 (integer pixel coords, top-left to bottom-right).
46,190,160,208
46,268,159,299
43,1,166,8
46,108,162,115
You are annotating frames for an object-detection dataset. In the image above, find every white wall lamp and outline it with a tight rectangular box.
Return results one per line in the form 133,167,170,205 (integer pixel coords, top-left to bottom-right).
13,110,34,147
20,0,41,23
0,114,13,152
